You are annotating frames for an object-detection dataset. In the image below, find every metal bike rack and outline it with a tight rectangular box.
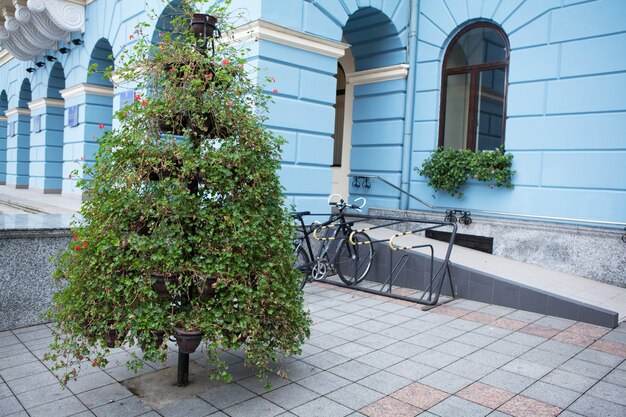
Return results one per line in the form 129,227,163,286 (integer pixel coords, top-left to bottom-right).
307,213,458,307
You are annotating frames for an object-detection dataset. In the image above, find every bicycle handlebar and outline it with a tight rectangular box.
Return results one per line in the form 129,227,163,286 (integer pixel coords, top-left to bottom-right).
327,194,367,212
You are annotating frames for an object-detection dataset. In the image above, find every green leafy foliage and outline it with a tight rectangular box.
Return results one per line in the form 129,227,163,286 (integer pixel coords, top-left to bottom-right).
45,0,310,387
417,147,515,198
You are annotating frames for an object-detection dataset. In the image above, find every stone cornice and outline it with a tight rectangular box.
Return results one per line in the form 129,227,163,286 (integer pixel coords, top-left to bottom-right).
231,20,349,59
0,49,12,66
5,107,31,117
347,64,410,85
60,83,114,99
27,98,65,110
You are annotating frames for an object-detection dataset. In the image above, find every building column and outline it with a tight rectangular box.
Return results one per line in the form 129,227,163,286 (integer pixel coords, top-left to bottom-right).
4,108,31,188
27,98,65,193
59,83,113,196
0,115,6,185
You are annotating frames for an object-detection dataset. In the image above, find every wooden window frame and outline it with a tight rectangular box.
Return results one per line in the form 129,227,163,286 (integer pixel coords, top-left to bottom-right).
438,22,510,151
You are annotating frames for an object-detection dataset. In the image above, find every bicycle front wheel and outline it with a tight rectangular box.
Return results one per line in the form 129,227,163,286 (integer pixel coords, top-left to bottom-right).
294,245,311,289
335,232,373,285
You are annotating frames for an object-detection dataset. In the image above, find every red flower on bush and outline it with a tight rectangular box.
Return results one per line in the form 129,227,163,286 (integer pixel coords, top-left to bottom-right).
82,241,89,248
141,99,147,106
272,89,278,93
129,34,134,40
73,234,78,240
98,123,105,129
134,94,141,101
74,245,80,251
68,173,73,179
222,58,230,65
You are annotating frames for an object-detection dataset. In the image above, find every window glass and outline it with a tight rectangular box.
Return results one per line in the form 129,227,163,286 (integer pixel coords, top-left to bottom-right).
440,23,509,151
446,27,507,69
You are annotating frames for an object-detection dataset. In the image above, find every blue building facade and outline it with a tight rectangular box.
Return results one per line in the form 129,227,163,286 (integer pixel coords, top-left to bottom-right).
0,0,625,281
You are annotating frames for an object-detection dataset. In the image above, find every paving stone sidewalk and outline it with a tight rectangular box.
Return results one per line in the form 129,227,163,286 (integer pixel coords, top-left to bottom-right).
1,282,625,417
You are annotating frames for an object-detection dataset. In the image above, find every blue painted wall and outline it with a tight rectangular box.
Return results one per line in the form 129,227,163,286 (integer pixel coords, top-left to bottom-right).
0,0,624,225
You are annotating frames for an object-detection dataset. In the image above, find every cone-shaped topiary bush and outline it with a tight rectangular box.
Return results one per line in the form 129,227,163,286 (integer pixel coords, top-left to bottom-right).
45,0,310,386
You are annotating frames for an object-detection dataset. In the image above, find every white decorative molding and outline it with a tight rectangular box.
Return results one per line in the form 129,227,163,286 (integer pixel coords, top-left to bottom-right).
0,48,11,65
5,107,31,117
60,83,114,99
230,20,349,59
28,98,64,110
0,0,85,61
0,115,7,122
346,64,410,85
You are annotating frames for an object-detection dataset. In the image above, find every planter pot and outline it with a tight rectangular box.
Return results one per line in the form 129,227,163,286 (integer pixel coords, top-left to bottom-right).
105,328,120,348
140,330,166,351
191,14,218,39
173,327,203,354
151,273,179,299
199,275,218,298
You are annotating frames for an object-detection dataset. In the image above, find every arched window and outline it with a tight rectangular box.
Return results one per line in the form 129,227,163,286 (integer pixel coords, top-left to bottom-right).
439,22,509,151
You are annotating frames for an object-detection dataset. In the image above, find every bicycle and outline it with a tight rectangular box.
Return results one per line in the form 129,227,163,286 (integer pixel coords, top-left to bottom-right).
290,194,374,289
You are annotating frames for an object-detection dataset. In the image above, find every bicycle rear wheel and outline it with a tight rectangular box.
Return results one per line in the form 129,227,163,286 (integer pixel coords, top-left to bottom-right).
294,245,311,289
335,232,373,285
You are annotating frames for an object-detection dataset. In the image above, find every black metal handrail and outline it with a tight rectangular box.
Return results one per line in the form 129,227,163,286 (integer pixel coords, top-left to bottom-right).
349,174,626,229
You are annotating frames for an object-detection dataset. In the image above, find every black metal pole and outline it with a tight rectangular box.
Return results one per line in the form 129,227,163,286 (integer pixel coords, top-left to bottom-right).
177,351,190,387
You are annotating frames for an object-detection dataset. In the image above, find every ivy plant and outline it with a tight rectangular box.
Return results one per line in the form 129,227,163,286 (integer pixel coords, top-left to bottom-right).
417,147,515,198
45,0,310,387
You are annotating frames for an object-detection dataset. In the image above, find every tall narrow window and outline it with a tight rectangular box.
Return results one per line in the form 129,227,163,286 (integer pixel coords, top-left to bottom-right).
439,23,509,151
333,64,346,166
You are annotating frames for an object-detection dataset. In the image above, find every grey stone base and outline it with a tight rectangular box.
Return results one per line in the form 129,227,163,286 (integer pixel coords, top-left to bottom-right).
370,208,626,288
366,241,618,328
0,229,70,331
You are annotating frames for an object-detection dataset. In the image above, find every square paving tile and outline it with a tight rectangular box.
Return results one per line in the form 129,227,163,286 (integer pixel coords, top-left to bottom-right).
567,323,610,338
307,334,349,350
590,339,626,358
443,359,495,381
411,349,459,369
28,395,88,417
262,383,319,410
419,369,473,394
326,383,386,410
359,396,421,417
357,370,411,395
291,396,352,417
453,332,497,348
386,360,437,381
503,331,547,347
533,317,575,331
501,358,552,380
329,342,375,359
199,383,256,409
380,341,425,358
328,360,379,382
498,395,562,417
91,395,155,417
76,382,133,409
280,361,323,382
223,396,285,417
603,368,626,388
302,351,350,370
568,393,626,417
157,396,216,417
6,370,61,394
521,381,580,409
0,395,24,416
297,371,350,395
456,382,514,409
428,395,491,417
480,369,534,394
355,350,404,369
520,324,560,339
575,348,623,367
552,330,598,348
520,348,569,368
559,358,612,379
16,383,72,409
586,381,626,406
540,369,597,393
390,382,448,409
